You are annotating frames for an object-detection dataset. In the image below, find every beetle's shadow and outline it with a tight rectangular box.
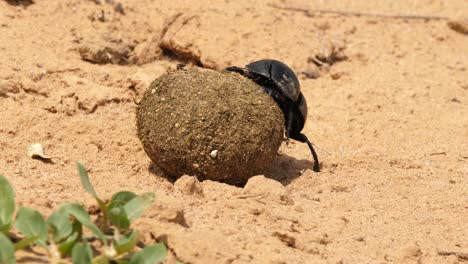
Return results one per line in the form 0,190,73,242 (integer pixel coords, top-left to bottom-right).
262,154,315,186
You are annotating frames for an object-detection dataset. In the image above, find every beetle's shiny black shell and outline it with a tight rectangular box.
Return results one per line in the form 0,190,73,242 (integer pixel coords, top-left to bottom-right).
246,59,301,102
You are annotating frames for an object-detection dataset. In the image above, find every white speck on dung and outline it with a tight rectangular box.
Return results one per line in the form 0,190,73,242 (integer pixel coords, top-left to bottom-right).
210,150,218,158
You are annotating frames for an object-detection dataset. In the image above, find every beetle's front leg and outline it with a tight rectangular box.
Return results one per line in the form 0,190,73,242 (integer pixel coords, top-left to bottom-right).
285,108,294,145
290,132,320,172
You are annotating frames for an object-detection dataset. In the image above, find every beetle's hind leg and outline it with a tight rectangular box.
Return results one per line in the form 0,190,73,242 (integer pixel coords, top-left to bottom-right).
290,132,320,172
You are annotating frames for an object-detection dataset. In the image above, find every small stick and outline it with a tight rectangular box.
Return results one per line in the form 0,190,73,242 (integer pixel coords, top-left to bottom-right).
437,250,468,260
311,142,333,156
268,3,450,21
430,151,447,156
236,193,267,199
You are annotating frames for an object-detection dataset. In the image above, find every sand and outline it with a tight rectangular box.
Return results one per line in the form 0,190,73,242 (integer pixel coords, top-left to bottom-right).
0,0,467,263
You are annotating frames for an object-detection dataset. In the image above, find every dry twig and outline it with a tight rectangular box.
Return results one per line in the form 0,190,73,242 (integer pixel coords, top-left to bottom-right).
268,4,450,21
437,250,468,261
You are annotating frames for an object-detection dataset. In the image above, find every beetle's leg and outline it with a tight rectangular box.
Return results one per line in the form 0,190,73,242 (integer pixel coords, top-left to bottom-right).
290,132,320,172
285,108,294,145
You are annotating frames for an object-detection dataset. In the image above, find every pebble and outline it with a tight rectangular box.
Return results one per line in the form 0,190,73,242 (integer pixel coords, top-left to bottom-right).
174,175,204,197
242,175,293,205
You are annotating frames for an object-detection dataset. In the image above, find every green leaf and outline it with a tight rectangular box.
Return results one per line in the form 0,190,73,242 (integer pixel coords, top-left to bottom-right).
115,230,138,255
108,192,137,231
76,162,109,229
72,241,92,264
47,209,73,242
58,231,80,257
92,255,110,264
76,162,98,197
15,207,47,247
108,191,137,211
0,175,15,234
129,243,166,264
123,193,154,223
109,206,130,231
95,198,109,229
59,203,107,244
14,236,38,251
0,232,15,264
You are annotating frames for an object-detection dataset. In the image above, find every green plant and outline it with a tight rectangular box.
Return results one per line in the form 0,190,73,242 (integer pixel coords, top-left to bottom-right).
0,163,166,264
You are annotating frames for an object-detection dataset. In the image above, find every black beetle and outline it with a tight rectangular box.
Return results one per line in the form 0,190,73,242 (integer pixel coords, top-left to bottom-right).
226,59,320,172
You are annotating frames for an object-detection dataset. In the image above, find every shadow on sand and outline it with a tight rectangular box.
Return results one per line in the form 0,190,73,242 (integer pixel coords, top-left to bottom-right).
262,154,315,186
147,153,315,187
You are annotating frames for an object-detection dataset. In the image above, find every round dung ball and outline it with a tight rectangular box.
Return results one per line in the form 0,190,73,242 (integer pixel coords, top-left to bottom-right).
136,67,284,184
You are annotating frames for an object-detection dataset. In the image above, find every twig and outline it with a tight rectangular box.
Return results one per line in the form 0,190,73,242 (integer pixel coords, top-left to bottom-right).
311,142,333,156
430,151,447,156
437,250,468,261
268,3,449,21
236,193,267,199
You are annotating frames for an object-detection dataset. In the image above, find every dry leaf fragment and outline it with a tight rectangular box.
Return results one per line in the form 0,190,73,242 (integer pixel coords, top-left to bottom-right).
27,143,52,161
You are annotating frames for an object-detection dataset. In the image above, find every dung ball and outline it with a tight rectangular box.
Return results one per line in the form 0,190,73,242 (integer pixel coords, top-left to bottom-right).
136,67,284,184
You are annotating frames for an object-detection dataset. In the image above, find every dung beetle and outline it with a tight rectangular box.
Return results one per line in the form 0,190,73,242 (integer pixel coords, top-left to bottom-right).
226,59,320,172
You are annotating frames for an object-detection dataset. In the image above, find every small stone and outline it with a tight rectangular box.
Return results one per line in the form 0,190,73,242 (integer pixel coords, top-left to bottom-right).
114,2,124,14
210,150,218,158
78,40,131,65
174,175,204,197
128,35,162,65
143,191,188,227
126,71,154,96
354,236,365,242
301,64,320,79
294,205,304,213
397,245,422,261
447,18,468,35
331,72,344,80
402,246,421,257
0,80,20,96
242,175,293,205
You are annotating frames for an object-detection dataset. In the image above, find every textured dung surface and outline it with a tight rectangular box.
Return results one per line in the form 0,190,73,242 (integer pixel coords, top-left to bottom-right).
137,67,284,183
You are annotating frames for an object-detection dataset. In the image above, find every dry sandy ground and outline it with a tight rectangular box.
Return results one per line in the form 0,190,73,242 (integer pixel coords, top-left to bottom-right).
0,0,467,263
